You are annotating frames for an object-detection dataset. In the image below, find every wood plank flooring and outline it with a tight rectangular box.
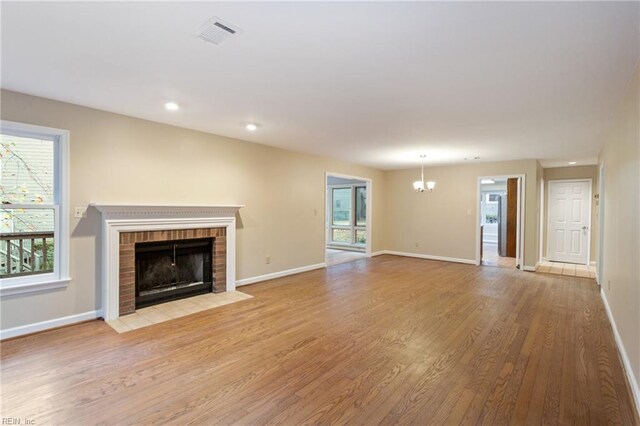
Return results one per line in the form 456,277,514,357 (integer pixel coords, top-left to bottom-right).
1,255,637,425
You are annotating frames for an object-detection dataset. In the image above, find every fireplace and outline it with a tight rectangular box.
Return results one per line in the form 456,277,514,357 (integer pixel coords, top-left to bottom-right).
92,204,242,320
117,227,228,316
135,238,213,308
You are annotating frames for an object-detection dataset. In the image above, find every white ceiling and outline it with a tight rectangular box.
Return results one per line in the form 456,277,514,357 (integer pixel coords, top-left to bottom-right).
2,2,638,170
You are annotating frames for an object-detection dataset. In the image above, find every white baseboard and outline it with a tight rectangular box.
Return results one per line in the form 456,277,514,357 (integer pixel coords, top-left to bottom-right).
236,262,326,287
370,251,386,257
0,310,100,340
523,265,537,272
600,290,640,416
383,250,476,265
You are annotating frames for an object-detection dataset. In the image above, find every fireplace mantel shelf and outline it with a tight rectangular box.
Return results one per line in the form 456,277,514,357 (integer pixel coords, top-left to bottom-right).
90,203,244,218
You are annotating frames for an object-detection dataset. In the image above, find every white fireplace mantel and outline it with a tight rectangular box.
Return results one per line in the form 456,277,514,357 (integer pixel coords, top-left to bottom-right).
91,203,243,320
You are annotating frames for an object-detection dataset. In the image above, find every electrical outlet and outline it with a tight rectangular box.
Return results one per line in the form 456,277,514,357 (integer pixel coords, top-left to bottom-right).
265,255,271,265
467,209,472,215
74,206,87,219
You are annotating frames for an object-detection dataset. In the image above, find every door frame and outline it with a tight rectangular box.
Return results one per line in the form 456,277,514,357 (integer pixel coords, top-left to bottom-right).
475,174,526,269
539,177,545,264
597,166,605,285
324,172,372,261
546,178,592,265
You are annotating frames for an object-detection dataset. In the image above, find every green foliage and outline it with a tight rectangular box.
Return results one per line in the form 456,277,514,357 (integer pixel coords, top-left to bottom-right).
485,214,498,224
32,240,55,269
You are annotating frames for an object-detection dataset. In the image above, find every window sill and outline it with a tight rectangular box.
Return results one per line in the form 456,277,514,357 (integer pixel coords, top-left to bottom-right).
0,277,71,297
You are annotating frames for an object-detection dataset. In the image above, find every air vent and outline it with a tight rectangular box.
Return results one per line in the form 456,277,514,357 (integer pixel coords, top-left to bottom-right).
197,17,242,45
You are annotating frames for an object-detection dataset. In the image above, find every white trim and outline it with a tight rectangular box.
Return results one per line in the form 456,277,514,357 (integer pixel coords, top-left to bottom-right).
590,260,596,266
597,165,605,285
370,251,386,257
324,172,372,259
91,204,242,321
384,250,476,265
0,277,70,297
236,262,326,287
89,203,243,216
476,174,526,269
0,310,100,340
0,120,70,293
0,203,55,210
546,179,592,265
523,265,537,272
600,290,640,416
539,177,545,264
519,176,526,269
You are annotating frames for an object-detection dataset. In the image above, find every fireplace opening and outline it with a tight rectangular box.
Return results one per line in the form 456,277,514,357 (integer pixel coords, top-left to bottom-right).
135,237,213,308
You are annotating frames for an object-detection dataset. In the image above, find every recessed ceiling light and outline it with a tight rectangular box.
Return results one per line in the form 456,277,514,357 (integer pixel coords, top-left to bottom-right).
246,123,258,132
164,102,179,111
569,161,577,165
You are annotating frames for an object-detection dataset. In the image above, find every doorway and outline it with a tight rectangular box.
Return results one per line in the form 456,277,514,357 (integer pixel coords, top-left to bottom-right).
477,175,524,269
546,179,592,265
325,173,371,266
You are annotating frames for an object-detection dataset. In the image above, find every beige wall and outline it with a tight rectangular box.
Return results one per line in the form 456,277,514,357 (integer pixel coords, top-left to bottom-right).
598,65,640,389
542,165,599,262
384,160,541,268
0,90,387,330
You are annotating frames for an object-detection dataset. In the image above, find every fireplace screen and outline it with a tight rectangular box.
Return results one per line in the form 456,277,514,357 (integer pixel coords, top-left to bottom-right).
135,238,213,308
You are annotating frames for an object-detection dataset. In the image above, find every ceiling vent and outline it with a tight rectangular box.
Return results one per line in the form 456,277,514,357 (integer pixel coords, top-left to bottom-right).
197,17,242,45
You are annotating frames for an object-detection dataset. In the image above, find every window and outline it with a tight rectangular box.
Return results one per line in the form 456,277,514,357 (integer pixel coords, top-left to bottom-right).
328,184,367,246
485,214,498,224
486,193,500,203
0,121,69,295
332,188,351,226
356,186,366,226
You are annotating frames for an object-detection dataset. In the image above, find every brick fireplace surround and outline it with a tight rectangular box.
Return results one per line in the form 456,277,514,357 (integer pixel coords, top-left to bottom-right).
118,228,227,316
92,204,242,321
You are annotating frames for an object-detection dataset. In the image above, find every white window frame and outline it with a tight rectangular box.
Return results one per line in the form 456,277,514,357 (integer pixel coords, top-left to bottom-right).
0,120,70,297
327,184,367,248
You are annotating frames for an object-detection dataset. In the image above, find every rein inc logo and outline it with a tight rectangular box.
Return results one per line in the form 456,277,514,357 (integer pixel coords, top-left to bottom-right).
2,419,35,425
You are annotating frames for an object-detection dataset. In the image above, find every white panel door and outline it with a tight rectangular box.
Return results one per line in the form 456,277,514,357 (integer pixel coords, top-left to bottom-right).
547,180,591,264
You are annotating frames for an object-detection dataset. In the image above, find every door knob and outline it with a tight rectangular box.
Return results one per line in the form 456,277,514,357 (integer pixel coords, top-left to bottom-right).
582,226,589,230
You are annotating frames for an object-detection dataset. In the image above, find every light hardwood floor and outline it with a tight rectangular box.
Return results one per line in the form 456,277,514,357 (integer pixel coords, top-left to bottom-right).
1,255,637,425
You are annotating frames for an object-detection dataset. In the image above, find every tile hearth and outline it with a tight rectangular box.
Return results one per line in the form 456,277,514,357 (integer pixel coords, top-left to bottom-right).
106,291,253,333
